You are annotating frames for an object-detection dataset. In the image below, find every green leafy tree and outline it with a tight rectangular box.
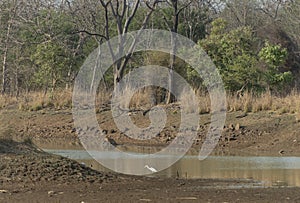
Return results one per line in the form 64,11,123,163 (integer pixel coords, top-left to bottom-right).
199,18,261,92
31,41,72,92
259,42,292,90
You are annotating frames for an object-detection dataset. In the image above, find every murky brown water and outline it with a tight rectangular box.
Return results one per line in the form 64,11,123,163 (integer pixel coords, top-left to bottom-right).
40,141,300,187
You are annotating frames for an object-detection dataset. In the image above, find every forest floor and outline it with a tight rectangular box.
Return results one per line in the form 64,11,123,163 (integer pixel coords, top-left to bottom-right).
1,105,300,202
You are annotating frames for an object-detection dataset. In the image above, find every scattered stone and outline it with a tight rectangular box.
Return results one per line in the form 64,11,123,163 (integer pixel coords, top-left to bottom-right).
235,123,240,131
194,139,201,145
0,190,9,194
139,199,152,202
171,126,177,130
105,137,118,146
236,113,247,118
279,150,285,154
230,137,237,141
48,191,55,195
176,197,198,200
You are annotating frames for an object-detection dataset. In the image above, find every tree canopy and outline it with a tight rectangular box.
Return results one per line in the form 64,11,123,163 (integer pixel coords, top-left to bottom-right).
0,0,299,96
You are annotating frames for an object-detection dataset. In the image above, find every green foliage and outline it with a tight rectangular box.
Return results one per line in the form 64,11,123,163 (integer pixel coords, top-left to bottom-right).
197,18,293,93
259,42,288,69
199,18,261,92
31,41,71,90
259,42,291,89
0,1,298,96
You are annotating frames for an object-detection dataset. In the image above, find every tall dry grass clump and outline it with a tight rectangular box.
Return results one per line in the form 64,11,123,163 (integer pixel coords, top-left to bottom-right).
19,92,46,111
1,86,300,116
0,94,18,108
17,90,73,111
251,91,273,112
95,88,112,109
194,89,211,114
227,91,254,113
179,88,202,114
226,89,300,114
111,86,156,110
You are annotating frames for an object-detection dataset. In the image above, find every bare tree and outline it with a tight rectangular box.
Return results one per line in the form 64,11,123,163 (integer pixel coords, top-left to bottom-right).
280,0,300,46
160,0,192,104
182,0,212,42
100,0,160,92
0,0,20,95
69,0,160,92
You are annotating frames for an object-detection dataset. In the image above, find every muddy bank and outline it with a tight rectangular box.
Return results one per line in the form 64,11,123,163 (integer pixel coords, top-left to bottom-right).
1,107,300,156
1,168,300,203
0,139,117,184
1,108,300,202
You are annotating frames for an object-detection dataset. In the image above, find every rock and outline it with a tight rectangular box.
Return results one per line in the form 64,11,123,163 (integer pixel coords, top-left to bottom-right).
194,139,201,145
48,191,55,195
235,123,240,131
105,137,118,146
236,113,247,118
139,199,152,202
229,124,235,130
279,150,285,154
230,137,237,141
110,129,117,134
171,125,177,130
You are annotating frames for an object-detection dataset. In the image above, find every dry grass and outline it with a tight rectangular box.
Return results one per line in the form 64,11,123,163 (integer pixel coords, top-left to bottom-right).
11,90,73,111
1,88,300,116
195,89,211,114
226,90,300,115
108,86,156,110
0,95,18,108
179,88,200,114
233,92,268,113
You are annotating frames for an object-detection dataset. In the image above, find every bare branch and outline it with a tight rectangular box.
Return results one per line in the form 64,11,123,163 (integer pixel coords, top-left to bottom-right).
123,0,140,34
72,30,108,40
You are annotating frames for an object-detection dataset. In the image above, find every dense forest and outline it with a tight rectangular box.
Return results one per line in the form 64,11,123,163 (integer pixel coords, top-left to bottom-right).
0,0,299,99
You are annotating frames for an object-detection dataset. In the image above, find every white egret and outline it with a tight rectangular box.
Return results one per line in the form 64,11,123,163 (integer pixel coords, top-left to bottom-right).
144,165,158,173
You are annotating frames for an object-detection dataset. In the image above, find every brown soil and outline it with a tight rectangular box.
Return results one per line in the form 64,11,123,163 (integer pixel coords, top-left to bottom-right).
1,106,300,202
2,105,300,156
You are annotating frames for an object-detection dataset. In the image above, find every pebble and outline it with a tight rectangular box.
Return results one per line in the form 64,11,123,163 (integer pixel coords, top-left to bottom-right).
235,123,240,131
229,124,235,130
48,191,55,195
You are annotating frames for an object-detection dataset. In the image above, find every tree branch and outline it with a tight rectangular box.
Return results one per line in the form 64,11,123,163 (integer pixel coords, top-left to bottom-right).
72,30,108,40
123,0,140,34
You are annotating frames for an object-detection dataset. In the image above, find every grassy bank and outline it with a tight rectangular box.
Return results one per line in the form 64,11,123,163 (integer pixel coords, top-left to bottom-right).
1,89,300,117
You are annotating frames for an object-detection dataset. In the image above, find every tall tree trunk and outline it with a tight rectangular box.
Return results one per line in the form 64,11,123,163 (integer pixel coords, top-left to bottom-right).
98,0,159,93
15,65,19,98
167,0,179,104
2,22,12,95
167,37,176,104
113,61,125,93
90,43,108,93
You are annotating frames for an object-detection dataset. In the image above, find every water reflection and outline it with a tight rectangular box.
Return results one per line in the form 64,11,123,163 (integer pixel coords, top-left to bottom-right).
43,148,300,187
